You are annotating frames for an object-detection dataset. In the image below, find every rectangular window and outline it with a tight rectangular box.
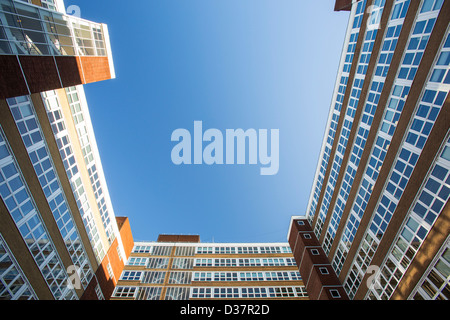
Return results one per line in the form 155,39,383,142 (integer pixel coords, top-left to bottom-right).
133,245,152,253
172,258,193,269
174,246,195,256
168,272,191,284
319,267,330,275
196,247,213,254
213,287,239,298
330,289,341,298
127,257,148,267
193,272,212,282
147,258,170,269
152,246,172,256
165,287,190,300
194,258,212,267
142,271,166,284
191,287,212,298
138,287,162,300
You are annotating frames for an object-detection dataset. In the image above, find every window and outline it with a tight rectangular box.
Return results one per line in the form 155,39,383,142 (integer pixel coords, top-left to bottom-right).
311,249,320,255
120,271,142,281
133,245,152,253
194,258,212,267
191,287,212,298
240,272,264,281
175,246,195,256
113,286,137,298
303,233,312,239
106,263,115,282
241,287,267,298
142,271,166,284
297,220,305,225
147,258,170,269
127,257,148,267
268,287,296,298
286,258,297,266
190,286,308,299
0,235,36,300
193,272,212,282
216,246,236,254
237,246,259,254
196,247,213,254
262,258,282,266
239,258,261,266
116,246,123,261
260,246,282,254
420,0,444,13
42,90,106,264
138,287,162,300
213,287,239,298
95,284,104,300
172,258,193,269
319,267,330,275
152,246,172,256
214,272,238,282
216,258,237,267
282,246,292,253
168,272,191,284
265,271,290,281
165,287,190,300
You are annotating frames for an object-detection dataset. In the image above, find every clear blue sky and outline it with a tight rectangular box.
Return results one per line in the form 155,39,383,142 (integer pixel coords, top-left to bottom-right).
67,0,349,243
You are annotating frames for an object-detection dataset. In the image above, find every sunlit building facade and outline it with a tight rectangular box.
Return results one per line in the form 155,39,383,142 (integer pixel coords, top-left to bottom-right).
111,235,308,300
289,0,449,300
0,0,133,300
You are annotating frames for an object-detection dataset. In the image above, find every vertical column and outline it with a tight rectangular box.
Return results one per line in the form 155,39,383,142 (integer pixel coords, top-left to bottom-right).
289,219,348,300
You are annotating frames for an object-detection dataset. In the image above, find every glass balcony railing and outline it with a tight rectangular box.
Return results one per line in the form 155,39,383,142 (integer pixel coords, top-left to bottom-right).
0,0,107,56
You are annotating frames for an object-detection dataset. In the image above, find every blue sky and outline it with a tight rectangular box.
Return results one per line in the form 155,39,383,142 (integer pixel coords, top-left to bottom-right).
67,0,349,243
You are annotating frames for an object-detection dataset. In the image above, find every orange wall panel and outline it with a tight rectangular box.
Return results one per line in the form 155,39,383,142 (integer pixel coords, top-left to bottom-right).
78,56,112,84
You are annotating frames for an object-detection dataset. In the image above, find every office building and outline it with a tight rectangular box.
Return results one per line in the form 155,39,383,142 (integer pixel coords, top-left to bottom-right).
111,235,308,300
288,0,449,300
0,0,133,299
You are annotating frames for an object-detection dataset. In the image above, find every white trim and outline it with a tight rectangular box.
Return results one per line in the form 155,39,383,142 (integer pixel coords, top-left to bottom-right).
101,23,116,79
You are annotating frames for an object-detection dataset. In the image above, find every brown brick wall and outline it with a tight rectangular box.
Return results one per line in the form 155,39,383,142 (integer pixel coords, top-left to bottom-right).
288,219,349,300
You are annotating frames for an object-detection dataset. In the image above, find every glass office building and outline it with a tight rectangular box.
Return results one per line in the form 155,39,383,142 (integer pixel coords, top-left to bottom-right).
0,0,133,300
289,0,449,300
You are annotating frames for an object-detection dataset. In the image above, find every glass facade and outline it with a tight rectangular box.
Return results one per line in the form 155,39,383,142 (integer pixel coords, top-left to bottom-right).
0,128,76,299
6,94,95,290
343,1,446,299
0,0,107,56
0,0,121,301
